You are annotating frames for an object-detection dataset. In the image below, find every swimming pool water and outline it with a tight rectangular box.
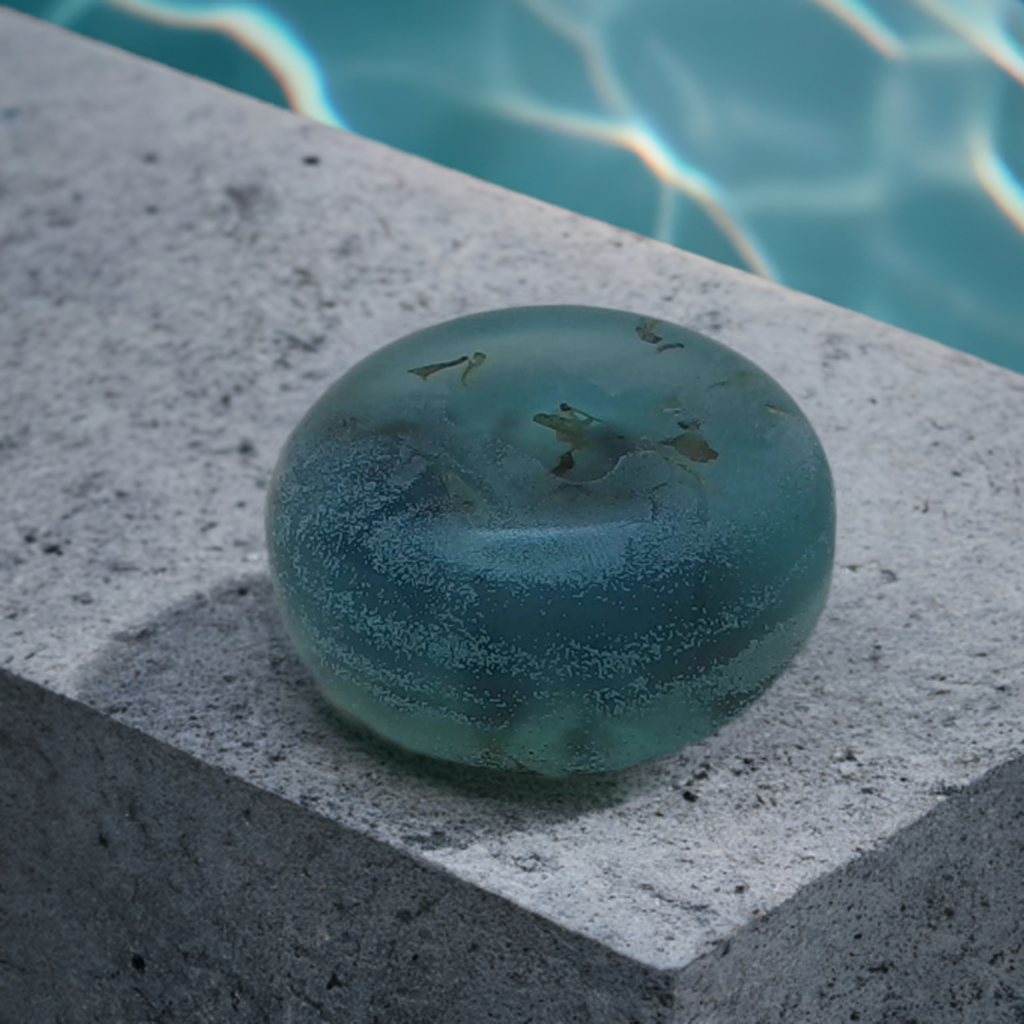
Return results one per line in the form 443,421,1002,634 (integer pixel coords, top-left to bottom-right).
12,0,1024,373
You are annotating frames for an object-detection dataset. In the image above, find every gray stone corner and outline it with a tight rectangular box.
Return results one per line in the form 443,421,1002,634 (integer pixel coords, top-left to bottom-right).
1,9,1023,1022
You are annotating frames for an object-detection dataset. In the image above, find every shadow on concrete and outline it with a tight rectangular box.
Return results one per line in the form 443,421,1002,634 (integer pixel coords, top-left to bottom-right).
74,574,666,843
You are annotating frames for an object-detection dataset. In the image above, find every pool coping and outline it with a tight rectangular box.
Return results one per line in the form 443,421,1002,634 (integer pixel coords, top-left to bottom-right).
2,9,1023,1022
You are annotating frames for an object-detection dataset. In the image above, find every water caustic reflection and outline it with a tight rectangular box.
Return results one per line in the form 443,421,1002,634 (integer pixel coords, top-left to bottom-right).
265,307,836,775
17,0,1024,371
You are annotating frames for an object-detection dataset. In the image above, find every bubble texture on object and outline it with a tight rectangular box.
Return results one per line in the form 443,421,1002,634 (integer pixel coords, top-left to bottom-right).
265,307,835,774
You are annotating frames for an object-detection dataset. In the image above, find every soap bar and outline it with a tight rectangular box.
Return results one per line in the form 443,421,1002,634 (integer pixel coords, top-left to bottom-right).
266,306,835,775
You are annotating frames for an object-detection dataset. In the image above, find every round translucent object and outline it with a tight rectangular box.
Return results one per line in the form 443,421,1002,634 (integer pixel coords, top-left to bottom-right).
266,306,835,774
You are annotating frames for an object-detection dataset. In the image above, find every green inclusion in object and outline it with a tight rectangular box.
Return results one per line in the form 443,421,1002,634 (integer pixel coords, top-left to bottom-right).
266,306,835,775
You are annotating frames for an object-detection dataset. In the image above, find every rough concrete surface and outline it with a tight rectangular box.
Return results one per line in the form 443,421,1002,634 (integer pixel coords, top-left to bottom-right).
1,9,1022,1022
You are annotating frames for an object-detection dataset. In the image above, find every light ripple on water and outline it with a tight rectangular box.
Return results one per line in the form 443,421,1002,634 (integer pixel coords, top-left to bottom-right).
25,0,1024,371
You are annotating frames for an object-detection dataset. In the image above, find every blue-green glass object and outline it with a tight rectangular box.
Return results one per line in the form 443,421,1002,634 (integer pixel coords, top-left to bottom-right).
266,306,834,775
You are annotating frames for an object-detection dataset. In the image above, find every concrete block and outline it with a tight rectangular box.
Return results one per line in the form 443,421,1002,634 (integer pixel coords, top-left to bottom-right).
1,10,1022,1021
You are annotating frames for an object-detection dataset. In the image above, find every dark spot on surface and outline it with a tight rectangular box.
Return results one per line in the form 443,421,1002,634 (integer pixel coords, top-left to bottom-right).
394,896,440,922
141,152,158,163
42,543,63,556
98,833,109,848
334,234,361,258
276,330,324,354
144,205,159,215
694,310,724,333
734,884,746,893
664,431,718,464
303,155,320,165
880,569,897,583
460,351,486,386
657,341,686,353
131,954,146,973
225,183,263,219
635,318,663,344
552,450,575,476
944,906,955,918
533,405,639,482
3,107,20,120
682,790,698,802
408,355,469,379
238,439,255,456
326,972,342,990
23,532,36,544
822,334,851,362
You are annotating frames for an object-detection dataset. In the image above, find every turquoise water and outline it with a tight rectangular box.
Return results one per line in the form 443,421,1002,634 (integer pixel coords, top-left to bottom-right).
15,0,1024,372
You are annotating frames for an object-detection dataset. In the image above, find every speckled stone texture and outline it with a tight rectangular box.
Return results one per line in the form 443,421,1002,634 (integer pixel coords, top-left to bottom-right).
1,10,1022,1023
